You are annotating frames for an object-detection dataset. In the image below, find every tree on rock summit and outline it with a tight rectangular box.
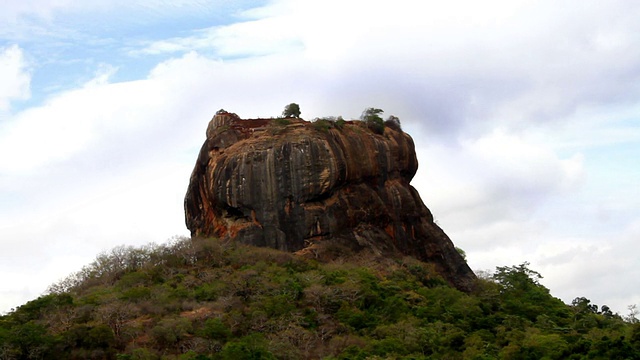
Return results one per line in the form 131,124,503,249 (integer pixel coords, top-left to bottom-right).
282,103,301,118
361,107,385,134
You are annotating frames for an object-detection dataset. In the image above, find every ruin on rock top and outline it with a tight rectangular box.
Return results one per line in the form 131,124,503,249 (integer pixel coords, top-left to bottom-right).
185,111,476,291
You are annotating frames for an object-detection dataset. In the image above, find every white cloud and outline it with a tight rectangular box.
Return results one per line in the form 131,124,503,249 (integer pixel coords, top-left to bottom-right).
0,45,30,112
532,219,640,313
131,0,640,135
469,130,585,194
137,18,303,57
0,55,205,174
413,130,585,229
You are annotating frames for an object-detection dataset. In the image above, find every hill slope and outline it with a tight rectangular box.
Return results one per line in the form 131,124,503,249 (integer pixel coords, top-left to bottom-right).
1,236,638,359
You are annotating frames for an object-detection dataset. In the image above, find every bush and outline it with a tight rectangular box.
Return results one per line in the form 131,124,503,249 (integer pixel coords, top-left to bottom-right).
273,118,291,126
199,318,231,341
313,119,333,132
194,283,220,301
151,317,192,348
360,108,385,134
218,333,276,360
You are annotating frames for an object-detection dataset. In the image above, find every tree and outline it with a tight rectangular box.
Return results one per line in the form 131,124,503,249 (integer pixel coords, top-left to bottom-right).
385,115,401,131
361,107,385,134
492,262,570,323
282,103,301,118
627,304,639,324
492,262,543,292
571,297,598,314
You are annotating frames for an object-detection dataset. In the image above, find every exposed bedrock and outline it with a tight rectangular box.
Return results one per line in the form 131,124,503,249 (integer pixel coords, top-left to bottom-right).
185,112,476,291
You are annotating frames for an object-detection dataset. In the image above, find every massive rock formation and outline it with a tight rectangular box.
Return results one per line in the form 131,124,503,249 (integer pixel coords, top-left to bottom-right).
185,111,476,291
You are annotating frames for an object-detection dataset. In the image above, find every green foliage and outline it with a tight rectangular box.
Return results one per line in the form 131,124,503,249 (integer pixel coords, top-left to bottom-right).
282,103,301,118
493,262,571,323
360,107,385,134
87,324,117,349
199,318,231,341
119,285,152,301
493,262,543,290
272,118,291,128
120,348,158,360
368,116,384,135
312,116,346,132
151,317,192,348
312,118,333,132
193,282,222,301
323,269,348,285
218,333,276,360
2,238,638,359
456,246,467,260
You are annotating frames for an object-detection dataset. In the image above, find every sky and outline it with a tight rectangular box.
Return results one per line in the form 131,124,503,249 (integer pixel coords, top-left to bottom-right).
1,0,639,315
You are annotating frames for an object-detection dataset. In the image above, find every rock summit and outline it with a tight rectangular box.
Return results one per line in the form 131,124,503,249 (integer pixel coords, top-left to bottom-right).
185,111,476,291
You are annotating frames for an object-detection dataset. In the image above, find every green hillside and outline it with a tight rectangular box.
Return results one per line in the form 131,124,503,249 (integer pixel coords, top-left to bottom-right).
1,236,638,359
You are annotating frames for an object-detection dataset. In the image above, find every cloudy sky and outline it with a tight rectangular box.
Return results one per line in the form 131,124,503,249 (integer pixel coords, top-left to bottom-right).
1,0,639,315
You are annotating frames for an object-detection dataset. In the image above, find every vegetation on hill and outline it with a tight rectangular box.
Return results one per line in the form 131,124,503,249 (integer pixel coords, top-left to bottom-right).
1,236,639,359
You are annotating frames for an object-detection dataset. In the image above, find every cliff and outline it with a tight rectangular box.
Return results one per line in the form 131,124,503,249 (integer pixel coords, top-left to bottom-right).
185,112,476,292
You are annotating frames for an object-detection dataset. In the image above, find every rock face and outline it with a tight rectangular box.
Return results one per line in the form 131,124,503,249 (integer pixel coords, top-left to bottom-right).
185,112,476,292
